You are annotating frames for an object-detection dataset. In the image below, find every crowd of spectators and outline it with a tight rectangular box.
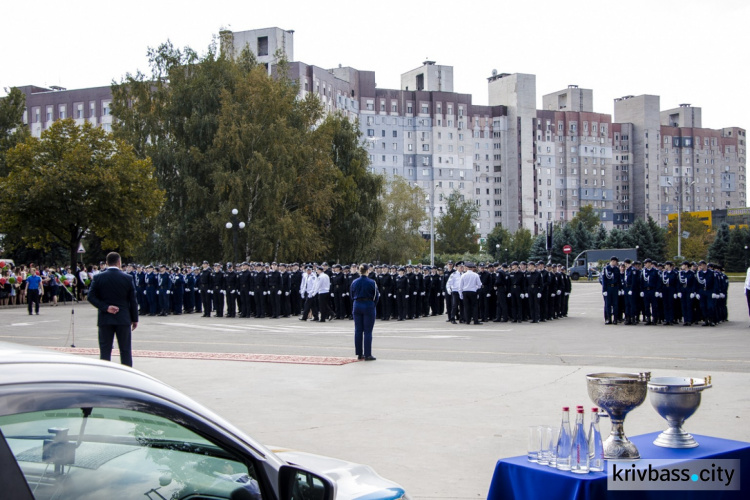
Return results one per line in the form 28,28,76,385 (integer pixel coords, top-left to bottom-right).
0,261,96,308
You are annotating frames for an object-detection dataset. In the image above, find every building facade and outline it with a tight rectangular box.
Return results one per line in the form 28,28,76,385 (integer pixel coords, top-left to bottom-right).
12,27,746,240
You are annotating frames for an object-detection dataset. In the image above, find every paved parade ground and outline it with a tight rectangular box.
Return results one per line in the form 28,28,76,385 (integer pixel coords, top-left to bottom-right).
3,281,750,499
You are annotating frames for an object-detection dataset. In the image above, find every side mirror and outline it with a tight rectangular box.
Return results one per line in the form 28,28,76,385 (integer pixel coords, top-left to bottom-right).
278,465,335,500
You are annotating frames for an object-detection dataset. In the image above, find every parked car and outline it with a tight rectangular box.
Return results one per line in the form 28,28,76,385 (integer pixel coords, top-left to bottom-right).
0,342,409,500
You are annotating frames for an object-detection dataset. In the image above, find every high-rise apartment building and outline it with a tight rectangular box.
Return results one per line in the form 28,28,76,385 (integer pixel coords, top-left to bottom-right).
11,27,745,240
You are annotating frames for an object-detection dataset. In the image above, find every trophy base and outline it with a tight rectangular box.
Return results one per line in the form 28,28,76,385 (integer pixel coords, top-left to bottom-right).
653,428,699,449
604,436,640,460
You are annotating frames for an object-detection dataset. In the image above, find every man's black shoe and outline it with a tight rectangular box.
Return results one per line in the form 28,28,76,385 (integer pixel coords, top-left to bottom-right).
357,355,364,360
364,356,376,361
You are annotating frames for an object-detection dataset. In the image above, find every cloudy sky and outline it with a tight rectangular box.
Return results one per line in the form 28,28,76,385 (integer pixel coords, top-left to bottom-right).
1,0,747,129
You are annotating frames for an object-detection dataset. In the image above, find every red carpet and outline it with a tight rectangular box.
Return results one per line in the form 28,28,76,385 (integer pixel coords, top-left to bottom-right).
46,347,360,365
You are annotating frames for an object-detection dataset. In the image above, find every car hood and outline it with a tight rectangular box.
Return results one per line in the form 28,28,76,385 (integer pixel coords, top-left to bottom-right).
268,447,407,500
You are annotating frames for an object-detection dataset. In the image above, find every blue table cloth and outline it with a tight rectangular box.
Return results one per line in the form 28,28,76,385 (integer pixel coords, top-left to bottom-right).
487,432,749,500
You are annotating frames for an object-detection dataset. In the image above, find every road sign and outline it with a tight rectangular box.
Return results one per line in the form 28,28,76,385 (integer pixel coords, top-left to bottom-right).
563,244,572,254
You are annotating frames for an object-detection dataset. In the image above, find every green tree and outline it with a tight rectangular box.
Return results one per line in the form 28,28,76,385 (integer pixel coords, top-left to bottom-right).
725,227,748,272
604,227,631,249
646,215,667,261
707,222,730,266
0,87,30,177
529,234,547,261
316,115,384,262
486,225,512,262
508,227,533,262
569,204,600,232
592,224,608,249
0,119,164,269
628,217,659,261
665,213,713,261
574,221,593,252
372,177,427,263
558,223,578,256
435,191,479,254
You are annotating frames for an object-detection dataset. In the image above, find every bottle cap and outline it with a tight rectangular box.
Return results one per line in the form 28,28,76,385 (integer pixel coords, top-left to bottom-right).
562,406,569,411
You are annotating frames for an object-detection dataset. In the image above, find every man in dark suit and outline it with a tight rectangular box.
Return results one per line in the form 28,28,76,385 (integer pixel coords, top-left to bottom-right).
87,252,139,366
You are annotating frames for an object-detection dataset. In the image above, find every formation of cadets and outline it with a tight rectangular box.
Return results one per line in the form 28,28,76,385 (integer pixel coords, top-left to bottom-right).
600,257,729,327
123,260,574,324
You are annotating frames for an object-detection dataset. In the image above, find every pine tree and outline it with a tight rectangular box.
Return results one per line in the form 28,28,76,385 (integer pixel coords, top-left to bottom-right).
647,215,667,261
708,222,730,266
725,227,747,272
593,225,608,249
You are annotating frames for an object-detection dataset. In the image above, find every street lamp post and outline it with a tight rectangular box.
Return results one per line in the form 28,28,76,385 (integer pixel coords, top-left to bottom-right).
668,178,696,259
225,208,246,263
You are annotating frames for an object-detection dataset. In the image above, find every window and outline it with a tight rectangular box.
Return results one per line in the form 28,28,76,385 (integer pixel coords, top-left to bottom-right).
257,36,269,56
102,100,111,116
75,102,84,119
46,105,53,121
0,406,264,500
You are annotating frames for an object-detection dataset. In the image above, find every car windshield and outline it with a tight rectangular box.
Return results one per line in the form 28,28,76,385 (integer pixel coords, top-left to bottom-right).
0,407,262,500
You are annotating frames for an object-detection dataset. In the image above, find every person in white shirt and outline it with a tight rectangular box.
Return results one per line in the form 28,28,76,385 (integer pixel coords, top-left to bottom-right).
299,266,318,321
744,267,750,324
459,262,483,325
314,266,331,322
447,262,464,324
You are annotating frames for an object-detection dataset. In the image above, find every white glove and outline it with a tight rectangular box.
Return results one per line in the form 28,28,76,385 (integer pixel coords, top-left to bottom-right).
656,292,661,298
404,295,409,299
277,290,282,295
524,293,529,299
640,292,644,297
536,293,542,298
550,294,555,298
459,294,463,300
208,290,213,294
388,294,392,298
221,290,226,294
677,293,682,298
628,291,632,296
557,290,561,295
249,291,254,296
720,293,725,299
619,290,624,296
421,292,425,296
230,290,236,294
689,293,694,299
285,291,290,296
565,292,570,296
673,294,677,299
603,291,607,297
507,293,511,298
143,291,147,295
156,291,159,295
712,293,718,299
487,293,491,297
413,292,417,295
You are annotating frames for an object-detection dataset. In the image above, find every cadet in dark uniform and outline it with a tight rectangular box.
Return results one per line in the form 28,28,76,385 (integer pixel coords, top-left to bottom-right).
145,264,158,316
351,264,379,361
265,262,280,318
157,264,172,316
136,265,147,314
171,266,184,315
331,264,346,319
223,263,237,317
394,267,408,321
602,256,622,325
290,263,302,316
211,263,225,317
509,261,525,322
493,263,509,322
253,263,267,318
184,267,195,313
199,261,212,317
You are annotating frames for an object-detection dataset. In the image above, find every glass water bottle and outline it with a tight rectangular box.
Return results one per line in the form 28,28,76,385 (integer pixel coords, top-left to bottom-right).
588,407,605,472
571,407,590,474
555,407,572,471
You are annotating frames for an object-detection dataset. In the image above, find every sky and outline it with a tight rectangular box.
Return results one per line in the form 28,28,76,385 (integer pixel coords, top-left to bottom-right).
1,0,748,129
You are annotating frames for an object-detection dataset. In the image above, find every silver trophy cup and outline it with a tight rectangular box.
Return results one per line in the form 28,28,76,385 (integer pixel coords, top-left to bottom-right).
586,372,650,460
648,376,712,448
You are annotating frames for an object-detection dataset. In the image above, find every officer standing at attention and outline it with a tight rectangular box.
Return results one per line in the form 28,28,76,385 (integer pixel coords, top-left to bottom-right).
211,263,225,318
447,262,463,324
331,264,346,319
224,263,238,318
602,256,622,324
198,261,212,317
351,264,379,361
508,261,525,323
157,264,172,316
394,267,408,321
267,262,282,318
145,265,158,316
